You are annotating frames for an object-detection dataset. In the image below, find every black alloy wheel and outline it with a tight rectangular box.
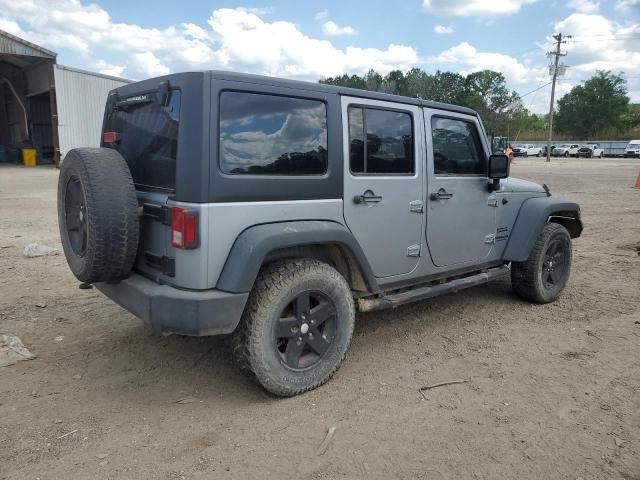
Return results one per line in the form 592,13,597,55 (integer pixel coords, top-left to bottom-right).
541,237,570,292
64,176,88,257
275,290,337,370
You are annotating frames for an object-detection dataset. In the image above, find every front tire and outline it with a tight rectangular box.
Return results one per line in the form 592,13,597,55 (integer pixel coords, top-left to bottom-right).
511,223,572,304
232,259,355,396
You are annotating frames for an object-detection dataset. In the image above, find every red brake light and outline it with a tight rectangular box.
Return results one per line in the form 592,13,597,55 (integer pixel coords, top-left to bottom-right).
170,208,198,249
103,131,119,143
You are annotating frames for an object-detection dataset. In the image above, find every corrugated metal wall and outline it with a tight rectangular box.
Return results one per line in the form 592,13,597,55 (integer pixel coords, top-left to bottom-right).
53,65,130,157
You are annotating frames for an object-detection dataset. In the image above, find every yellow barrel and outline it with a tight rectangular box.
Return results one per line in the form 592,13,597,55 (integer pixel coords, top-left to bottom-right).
22,148,36,167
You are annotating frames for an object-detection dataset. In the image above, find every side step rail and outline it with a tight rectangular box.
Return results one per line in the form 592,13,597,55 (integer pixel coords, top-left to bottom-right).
358,266,510,312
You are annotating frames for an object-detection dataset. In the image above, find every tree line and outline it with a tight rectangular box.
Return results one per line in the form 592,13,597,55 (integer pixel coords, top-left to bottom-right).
320,69,638,140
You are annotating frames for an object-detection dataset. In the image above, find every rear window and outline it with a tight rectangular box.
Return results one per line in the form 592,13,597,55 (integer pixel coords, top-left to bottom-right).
219,91,328,175
104,89,181,191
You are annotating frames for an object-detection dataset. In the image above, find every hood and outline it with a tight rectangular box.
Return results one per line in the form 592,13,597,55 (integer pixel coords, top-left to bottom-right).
502,178,547,193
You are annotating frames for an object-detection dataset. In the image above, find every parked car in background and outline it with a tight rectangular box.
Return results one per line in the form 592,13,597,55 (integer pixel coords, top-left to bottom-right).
624,140,640,158
552,144,580,157
512,144,542,157
541,145,555,157
577,144,604,158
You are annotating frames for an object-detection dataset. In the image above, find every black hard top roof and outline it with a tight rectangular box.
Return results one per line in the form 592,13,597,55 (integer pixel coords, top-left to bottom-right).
210,70,478,116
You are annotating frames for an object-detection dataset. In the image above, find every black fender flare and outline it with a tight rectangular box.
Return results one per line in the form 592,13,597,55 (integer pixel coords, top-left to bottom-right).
216,220,379,294
502,197,583,262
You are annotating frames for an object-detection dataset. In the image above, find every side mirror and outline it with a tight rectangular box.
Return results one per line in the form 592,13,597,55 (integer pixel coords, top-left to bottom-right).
488,154,509,191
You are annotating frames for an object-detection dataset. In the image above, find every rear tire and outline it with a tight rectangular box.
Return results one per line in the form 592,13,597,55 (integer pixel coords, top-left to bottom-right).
232,259,355,396
57,148,139,283
511,223,572,304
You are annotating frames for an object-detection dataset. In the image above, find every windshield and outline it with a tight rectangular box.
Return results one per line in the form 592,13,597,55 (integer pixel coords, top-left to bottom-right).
559,144,570,148
627,142,640,148
103,89,181,191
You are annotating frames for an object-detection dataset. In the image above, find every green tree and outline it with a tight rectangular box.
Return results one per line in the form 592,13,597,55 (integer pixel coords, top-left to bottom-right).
555,71,629,137
321,68,525,136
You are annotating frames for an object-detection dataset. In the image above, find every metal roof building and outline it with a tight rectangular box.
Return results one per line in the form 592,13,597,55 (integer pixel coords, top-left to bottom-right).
0,29,131,166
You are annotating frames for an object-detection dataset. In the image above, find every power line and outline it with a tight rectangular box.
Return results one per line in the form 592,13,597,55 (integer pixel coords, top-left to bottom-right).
568,36,640,43
518,81,552,99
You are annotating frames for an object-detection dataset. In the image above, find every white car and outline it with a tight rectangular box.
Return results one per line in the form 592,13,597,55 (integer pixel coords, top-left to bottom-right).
577,144,604,158
624,140,640,158
552,144,580,157
512,144,542,157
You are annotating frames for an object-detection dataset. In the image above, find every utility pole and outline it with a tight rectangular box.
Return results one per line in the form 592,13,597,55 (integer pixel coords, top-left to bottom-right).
546,33,570,162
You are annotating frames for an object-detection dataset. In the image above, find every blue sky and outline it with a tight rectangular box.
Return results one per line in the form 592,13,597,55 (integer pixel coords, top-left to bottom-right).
1,0,638,113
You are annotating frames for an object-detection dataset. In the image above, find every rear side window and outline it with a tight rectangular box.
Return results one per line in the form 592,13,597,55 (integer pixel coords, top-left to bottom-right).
348,106,414,175
219,92,328,175
431,117,485,176
104,90,181,191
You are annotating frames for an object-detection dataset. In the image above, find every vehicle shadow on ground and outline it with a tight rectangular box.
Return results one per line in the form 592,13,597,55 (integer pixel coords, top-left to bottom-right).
72,279,517,406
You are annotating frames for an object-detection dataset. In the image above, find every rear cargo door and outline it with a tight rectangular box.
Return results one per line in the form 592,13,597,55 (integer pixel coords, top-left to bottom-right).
102,88,182,281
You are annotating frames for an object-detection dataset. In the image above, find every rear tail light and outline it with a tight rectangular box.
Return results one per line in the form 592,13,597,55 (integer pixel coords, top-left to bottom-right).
103,131,120,143
170,207,198,249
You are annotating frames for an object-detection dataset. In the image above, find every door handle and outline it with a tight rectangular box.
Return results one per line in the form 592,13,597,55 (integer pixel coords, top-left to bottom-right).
430,188,453,201
354,190,383,204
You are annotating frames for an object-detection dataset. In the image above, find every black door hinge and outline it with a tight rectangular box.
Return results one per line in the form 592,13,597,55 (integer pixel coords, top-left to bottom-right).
142,203,171,225
144,251,175,277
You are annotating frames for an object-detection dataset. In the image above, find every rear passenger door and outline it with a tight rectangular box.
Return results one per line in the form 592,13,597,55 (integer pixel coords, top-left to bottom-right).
424,110,496,267
342,97,424,278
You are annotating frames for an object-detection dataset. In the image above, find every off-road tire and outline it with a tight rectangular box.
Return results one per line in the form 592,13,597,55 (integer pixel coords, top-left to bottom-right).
232,259,355,397
57,148,139,283
511,223,572,303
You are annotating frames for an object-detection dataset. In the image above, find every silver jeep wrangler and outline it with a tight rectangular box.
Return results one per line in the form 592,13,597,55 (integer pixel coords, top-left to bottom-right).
57,71,583,396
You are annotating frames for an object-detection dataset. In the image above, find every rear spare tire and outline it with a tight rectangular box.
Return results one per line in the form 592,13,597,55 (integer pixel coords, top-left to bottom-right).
57,148,139,283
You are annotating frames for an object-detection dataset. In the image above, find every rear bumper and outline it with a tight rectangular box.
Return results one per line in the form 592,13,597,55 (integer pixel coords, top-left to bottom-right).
95,273,249,336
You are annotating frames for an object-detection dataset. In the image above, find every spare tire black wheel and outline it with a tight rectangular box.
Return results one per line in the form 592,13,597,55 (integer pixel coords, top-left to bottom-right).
57,148,139,283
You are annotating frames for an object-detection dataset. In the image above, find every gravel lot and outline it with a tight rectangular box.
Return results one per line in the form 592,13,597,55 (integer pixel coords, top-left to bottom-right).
1,158,639,480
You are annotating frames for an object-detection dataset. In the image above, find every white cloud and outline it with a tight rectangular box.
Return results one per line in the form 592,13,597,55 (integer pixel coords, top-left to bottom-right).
0,18,24,36
130,52,170,78
422,0,538,16
567,0,600,13
434,24,454,34
554,14,640,75
615,0,640,11
92,60,126,77
322,20,358,36
314,9,329,21
432,41,536,84
0,1,416,80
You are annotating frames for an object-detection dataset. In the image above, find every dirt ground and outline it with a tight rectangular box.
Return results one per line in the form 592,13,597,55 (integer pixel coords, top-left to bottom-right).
0,158,639,480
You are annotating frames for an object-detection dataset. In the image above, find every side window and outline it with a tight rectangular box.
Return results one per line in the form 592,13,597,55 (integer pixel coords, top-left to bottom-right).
219,92,328,175
431,117,486,176
348,106,414,175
